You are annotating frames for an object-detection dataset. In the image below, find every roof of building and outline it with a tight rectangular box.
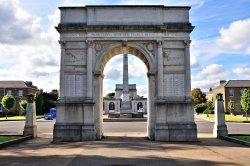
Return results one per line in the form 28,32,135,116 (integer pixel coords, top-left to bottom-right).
213,80,250,90
0,81,37,89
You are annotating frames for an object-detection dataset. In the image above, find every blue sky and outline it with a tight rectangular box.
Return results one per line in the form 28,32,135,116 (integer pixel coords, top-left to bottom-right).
0,0,250,97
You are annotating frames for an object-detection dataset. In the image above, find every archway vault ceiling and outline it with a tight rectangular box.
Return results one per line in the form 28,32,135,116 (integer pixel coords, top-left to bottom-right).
100,46,150,73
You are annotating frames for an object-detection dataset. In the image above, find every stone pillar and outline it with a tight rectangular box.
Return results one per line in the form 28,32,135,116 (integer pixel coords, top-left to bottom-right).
122,54,129,101
93,71,104,139
213,93,228,138
87,40,93,99
157,41,164,98
59,41,65,98
184,40,192,99
147,72,156,140
23,94,37,137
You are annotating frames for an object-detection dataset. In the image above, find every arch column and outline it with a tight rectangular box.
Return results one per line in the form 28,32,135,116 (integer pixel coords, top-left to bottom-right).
147,72,156,140
87,40,93,99
184,40,192,99
157,41,164,98
93,71,104,139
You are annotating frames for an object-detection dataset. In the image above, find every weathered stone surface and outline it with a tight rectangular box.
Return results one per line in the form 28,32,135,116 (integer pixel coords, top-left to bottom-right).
54,5,197,142
213,96,228,137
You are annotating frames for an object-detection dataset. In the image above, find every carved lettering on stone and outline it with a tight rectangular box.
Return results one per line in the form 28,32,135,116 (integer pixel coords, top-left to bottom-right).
164,74,174,96
163,49,184,66
64,66,86,74
64,74,87,97
174,74,185,96
164,74,185,96
65,50,86,66
65,75,75,96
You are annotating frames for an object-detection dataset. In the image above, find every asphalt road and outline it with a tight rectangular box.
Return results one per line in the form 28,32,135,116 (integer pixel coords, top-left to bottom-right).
0,117,250,136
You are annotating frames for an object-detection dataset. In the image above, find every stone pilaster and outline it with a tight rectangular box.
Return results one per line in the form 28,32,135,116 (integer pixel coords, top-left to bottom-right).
157,40,164,98
87,40,93,99
184,40,192,99
59,41,65,98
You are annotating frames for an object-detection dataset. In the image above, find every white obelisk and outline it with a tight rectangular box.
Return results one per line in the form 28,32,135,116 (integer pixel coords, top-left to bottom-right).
120,54,132,113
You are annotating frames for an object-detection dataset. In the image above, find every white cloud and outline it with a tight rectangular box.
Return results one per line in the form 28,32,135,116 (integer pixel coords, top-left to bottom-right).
216,18,250,54
128,57,147,79
0,0,60,91
233,67,250,79
137,85,148,97
190,55,200,68
105,68,121,80
192,64,229,90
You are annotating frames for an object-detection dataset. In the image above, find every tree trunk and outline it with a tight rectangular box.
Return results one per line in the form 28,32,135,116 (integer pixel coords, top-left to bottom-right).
5,110,7,120
246,112,248,121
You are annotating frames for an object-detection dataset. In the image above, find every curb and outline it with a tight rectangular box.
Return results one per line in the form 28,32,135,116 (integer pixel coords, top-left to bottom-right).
0,135,33,149
219,134,250,147
103,118,147,122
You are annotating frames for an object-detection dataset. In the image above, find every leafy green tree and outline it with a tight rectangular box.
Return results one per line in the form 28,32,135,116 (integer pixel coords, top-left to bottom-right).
228,99,233,116
106,92,115,98
192,88,207,105
35,92,44,115
19,100,27,115
240,89,250,121
1,95,16,119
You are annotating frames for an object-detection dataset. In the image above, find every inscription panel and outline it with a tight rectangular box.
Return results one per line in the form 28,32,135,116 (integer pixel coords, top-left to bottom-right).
164,74,185,96
164,66,185,73
163,49,184,66
61,32,188,38
65,75,75,97
64,74,87,97
65,50,87,66
64,66,86,74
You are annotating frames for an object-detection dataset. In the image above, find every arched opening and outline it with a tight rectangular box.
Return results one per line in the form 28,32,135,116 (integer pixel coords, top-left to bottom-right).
96,44,154,138
137,102,143,110
109,102,115,110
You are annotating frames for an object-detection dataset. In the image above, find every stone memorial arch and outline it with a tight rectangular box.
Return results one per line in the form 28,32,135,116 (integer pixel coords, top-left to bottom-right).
53,5,197,142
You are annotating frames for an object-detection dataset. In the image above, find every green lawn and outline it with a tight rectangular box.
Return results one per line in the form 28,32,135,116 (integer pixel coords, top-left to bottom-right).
232,136,250,142
0,115,44,121
200,114,249,122
0,136,19,143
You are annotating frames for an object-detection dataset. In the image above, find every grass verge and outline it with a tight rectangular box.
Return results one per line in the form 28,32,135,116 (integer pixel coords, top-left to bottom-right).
0,115,44,121
0,136,19,143
232,136,250,142
200,114,249,122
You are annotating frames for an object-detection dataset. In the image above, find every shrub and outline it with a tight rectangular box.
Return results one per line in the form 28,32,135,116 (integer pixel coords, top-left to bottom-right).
203,109,214,114
194,103,207,114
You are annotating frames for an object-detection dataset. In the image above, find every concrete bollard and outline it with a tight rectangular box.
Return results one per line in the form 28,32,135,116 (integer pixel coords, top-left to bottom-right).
23,94,37,137
213,93,228,138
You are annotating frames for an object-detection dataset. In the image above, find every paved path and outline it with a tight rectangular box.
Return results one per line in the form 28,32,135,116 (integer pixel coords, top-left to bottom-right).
1,134,250,166
1,117,250,136
1,118,250,165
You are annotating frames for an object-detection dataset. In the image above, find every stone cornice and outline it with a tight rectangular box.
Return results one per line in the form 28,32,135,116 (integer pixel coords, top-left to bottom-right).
56,23,194,33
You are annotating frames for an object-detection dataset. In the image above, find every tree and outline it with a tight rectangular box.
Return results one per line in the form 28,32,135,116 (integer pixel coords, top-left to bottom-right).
1,95,16,119
240,88,250,121
106,92,115,98
192,88,207,105
228,99,233,116
19,100,27,115
35,92,44,115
